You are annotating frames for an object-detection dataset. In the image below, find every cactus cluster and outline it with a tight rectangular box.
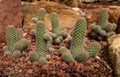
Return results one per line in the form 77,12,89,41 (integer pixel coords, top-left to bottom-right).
3,25,29,58
90,8,117,41
59,18,100,63
31,8,68,46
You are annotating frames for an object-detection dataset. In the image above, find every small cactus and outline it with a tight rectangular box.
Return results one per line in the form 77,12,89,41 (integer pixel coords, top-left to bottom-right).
6,25,16,52
36,21,47,57
59,46,67,55
39,57,47,66
12,50,21,58
31,29,36,36
70,17,87,58
87,42,100,57
38,8,46,21
51,12,59,35
98,8,108,29
62,52,74,63
29,51,38,62
48,47,55,53
14,38,29,51
16,28,23,41
75,52,89,62
46,54,51,60
32,17,38,23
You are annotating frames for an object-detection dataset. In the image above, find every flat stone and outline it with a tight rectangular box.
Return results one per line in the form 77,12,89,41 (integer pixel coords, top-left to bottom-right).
108,34,120,77
0,0,24,42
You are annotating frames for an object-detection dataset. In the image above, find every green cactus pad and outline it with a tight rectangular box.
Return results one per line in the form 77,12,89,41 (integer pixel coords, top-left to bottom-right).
38,8,46,21
87,42,100,57
29,51,38,62
48,47,55,53
58,31,68,39
51,12,59,34
12,50,21,58
62,52,74,64
70,17,87,58
36,21,47,57
16,28,23,41
99,30,107,37
6,25,16,52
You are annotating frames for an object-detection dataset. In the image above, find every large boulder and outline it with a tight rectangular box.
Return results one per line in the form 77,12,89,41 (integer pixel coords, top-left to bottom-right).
108,34,120,77
0,0,24,42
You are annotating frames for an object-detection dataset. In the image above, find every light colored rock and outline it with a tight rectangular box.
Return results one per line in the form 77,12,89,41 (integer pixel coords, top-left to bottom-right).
108,34,120,77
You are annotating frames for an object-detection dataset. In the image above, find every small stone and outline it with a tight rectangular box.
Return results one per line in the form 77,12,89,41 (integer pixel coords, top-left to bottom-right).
26,69,33,74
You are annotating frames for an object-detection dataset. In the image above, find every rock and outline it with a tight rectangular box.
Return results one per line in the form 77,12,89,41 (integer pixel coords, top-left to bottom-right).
0,0,24,42
108,34,120,77
108,6,120,33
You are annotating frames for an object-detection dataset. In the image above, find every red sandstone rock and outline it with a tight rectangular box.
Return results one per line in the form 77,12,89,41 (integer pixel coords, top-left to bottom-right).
0,0,24,42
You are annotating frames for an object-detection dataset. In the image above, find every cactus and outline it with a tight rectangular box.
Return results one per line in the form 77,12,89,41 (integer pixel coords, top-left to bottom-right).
14,38,29,51
39,57,47,66
97,8,108,29
48,47,55,53
87,42,100,57
75,52,89,62
16,28,23,41
6,25,16,52
90,8,117,41
62,52,74,63
59,46,67,55
31,29,36,36
70,17,86,58
4,51,12,56
38,8,46,21
29,51,38,62
51,12,59,35
46,55,51,60
32,17,38,23
12,50,21,58
36,21,47,57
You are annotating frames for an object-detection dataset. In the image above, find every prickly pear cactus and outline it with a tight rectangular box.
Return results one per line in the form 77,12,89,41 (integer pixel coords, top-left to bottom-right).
6,25,16,52
36,21,47,57
70,17,87,58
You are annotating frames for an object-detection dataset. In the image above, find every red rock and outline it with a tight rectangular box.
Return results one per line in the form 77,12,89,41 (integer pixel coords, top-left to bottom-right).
0,0,24,42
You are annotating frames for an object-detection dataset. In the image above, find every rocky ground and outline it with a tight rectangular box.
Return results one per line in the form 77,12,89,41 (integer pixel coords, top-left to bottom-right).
0,1,120,77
